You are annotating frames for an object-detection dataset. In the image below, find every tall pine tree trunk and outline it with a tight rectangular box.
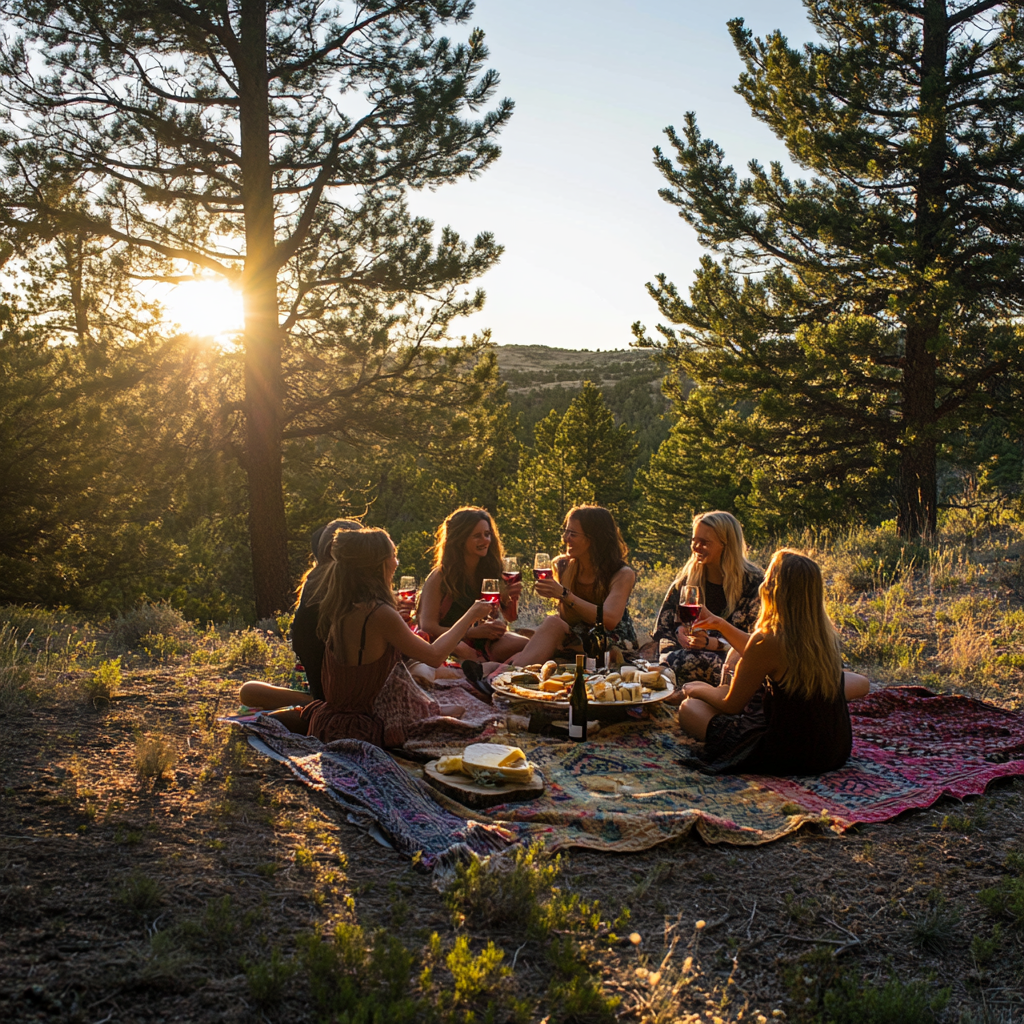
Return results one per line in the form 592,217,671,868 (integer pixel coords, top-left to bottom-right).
239,0,290,617
897,0,946,540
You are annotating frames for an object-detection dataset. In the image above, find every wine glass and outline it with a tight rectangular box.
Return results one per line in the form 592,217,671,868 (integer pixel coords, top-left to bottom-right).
533,552,553,582
480,578,501,606
501,555,521,585
398,575,417,602
677,585,702,633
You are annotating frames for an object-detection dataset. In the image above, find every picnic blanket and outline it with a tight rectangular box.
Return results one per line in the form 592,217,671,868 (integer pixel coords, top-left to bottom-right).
224,686,1024,863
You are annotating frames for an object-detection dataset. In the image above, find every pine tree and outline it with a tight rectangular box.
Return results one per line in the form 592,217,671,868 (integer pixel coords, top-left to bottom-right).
0,0,512,615
633,0,1024,538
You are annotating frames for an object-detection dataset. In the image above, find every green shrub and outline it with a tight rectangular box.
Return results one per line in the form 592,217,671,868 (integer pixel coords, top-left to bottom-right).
140,631,190,662
135,731,177,782
545,935,619,1023
107,602,192,653
822,974,949,1024
245,947,296,1009
116,870,163,919
978,876,1024,928
0,623,31,712
908,901,958,954
444,841,562,930
224,628,272,667
82,657,122,701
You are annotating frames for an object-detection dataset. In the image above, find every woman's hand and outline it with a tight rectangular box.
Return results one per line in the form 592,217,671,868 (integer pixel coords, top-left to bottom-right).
468,619,507,640
467,599,498,624
396,594,416,624
503,578,523,603
676,627,717,652
692,605,725,632
534,576,564,600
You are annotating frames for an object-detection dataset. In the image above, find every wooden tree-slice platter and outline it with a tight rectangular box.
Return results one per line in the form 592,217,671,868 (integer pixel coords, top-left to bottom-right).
423,760,545,809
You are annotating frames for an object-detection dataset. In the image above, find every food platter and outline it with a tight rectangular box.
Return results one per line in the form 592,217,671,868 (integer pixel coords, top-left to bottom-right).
489,662,676,712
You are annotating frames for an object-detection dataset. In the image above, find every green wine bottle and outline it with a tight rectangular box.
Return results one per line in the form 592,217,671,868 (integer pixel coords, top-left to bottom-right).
568,654,588,742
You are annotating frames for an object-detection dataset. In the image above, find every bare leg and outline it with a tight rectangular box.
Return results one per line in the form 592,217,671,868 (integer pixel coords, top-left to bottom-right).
489,631,530,662
509,616,572,666
240,680,315,710
677,697,719,741
843,671,870,700
265,707,309,733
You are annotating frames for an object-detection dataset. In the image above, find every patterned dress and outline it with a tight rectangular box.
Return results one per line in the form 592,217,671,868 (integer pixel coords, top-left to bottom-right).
557,559,639,652
653,567,763,683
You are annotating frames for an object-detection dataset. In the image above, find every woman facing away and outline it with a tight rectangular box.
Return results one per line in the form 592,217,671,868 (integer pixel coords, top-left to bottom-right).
653,511,763,688
677,549,870,776
511,505,638,667
240,528,495,747
418,507,529,667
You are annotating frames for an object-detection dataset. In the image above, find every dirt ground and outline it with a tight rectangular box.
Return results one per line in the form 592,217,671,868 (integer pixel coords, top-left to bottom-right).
0,662,1022,1024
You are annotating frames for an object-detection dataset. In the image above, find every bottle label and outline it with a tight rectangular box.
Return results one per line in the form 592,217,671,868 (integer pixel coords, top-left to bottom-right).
585,657,596,673
568,707,583,739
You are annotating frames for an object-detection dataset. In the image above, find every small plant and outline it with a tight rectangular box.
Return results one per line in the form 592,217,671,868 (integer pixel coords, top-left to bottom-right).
82,657,122,701
224,628,272,667
908,900,959,954
444,934,507,1004
108,602,192,653
941,810,985,833
978,876,1024,928
0,623,31,712
135,731,177,782
444,840,562,930
116,870,163,919
140,632,189,662
245,947,296,1009
970,924,1002,965
822,973,949,1024
545,935,619,1023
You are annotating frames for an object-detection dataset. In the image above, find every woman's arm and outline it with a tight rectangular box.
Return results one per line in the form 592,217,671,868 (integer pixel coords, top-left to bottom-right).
693,606,753,653
499,577,522,623
378,601,496,668
558,566,636,629
681,632,778,713
419,570,506,641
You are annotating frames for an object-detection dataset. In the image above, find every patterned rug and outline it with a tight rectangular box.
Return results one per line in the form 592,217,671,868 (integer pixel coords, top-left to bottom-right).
484,687,1024,849
221,713,516,871
223,687,1024,863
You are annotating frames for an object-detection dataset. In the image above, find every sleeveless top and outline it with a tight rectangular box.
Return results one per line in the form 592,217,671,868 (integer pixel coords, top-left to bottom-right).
300,605,401,747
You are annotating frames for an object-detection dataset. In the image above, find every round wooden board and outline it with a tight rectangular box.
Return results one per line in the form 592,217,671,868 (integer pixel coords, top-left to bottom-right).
423,761,545,809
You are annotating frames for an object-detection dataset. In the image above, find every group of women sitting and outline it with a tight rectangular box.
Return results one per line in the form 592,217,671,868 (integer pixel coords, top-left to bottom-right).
241,503,870,776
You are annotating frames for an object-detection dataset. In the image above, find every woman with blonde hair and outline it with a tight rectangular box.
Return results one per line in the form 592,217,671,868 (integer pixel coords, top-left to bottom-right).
653,511,763,685
676,549,870,775
240,528,495,746
419,507,529,671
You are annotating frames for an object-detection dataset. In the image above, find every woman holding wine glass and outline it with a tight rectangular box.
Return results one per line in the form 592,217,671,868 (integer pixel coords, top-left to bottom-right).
510,505,637,666
418,507,530,676
653,511,763,689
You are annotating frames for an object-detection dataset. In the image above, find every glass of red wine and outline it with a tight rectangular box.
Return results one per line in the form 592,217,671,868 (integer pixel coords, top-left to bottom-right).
677,586,702,632
533,552,553,582
398,576,417,602
501,555,521,585
480,578,501,606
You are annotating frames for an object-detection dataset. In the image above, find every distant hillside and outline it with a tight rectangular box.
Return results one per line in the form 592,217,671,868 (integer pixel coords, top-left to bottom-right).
494,345,672,471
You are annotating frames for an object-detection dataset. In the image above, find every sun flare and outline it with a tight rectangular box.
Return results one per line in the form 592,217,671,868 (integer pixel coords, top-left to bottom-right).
161,279,245,341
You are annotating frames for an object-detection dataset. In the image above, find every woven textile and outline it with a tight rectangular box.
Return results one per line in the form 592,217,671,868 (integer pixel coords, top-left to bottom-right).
222,714,515,870
483,687,1024,849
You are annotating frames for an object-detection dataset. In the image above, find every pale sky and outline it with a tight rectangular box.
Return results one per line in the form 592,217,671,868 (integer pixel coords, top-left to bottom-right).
408,0,815,351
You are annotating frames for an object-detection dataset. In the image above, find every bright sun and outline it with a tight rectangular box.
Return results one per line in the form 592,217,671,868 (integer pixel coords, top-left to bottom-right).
161,279,245,341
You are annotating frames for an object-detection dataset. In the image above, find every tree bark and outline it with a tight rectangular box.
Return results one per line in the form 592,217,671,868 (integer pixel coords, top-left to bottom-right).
897,0,946,540
238,0,291,617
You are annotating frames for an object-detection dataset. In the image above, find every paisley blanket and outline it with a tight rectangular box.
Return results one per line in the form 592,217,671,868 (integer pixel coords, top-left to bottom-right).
225,687,1024,863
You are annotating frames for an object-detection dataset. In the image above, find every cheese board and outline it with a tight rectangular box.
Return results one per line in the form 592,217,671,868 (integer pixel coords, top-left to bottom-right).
488,662,676,714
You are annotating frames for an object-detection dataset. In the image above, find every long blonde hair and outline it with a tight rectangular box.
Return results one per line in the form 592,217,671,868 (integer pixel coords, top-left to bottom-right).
754,549,842,701
316,528,396,642
675,511,759,616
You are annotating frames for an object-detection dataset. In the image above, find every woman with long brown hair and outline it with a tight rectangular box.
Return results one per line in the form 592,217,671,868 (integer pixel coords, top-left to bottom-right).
677,549,870,774
510,504,637,666
418,507,529,667
240,528,494,745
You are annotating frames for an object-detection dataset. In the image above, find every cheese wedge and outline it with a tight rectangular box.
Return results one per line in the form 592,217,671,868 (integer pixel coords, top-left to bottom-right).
540,678,566,693
461,743,534,783
619,666,640,682
436,755,464,775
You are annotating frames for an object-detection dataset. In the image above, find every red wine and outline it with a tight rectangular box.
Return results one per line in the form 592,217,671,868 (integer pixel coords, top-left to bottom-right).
501,571,522,584
678,603,701,624
398,589,416,601
534,567,553,581
480,591,501,605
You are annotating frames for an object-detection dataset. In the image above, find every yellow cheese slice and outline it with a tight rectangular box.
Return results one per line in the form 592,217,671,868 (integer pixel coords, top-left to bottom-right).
436,755,464,775
461,743,534,783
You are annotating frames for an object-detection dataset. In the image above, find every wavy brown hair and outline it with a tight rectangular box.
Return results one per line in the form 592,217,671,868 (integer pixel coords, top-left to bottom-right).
316,528,396,642
295,518,363,609
754,549,843,701
556,505,629,602
431,507,505,602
